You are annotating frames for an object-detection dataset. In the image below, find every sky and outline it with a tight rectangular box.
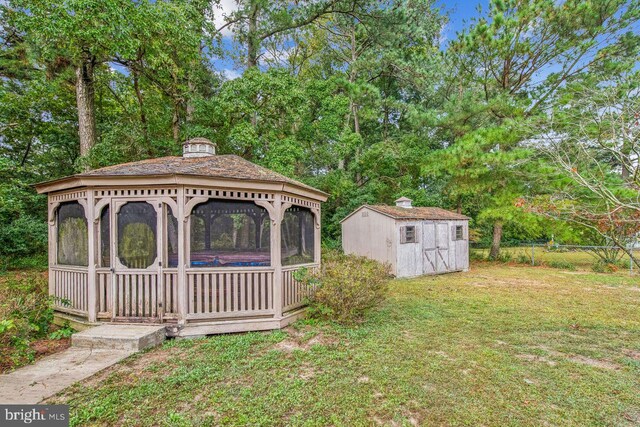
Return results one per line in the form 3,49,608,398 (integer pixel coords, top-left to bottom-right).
213,0,489,78
438,0,488,42
111,0,488,78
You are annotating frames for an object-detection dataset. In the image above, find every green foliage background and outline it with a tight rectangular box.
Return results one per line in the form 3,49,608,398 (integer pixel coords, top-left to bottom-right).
1,0,638,263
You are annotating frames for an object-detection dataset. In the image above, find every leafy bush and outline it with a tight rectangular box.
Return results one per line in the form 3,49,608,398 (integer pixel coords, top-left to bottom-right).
0,254,48,272
0,161,48,261
49,323,74,340
547,260,576,271
0,273,56,370
592,260,620,273
301,251,391,324
469,250,486,261
494,252,513,263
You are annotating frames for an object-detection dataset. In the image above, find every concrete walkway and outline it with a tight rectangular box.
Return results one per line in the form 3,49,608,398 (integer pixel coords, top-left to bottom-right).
0,347,133,404
0,324,167,404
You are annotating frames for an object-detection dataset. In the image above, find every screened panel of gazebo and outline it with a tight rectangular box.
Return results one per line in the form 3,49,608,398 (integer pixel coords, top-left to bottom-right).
281,206,315,266
117,202,157,269
189,199,271,267
57,201,88,266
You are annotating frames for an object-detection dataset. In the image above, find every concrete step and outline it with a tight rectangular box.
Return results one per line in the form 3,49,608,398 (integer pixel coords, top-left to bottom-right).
72,324,167,351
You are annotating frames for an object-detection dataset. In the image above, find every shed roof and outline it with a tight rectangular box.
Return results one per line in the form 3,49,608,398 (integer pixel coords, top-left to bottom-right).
341,205,470,222
36,155,327,199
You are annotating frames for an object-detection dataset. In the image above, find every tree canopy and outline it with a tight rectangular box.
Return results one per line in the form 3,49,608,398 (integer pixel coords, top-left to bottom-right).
1,0,639,261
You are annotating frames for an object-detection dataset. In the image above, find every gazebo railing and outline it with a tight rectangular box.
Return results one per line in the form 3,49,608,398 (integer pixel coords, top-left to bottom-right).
185,268,274,319
51,266,89,315
162,269,179,317
96,268,111,318
96,268,180,320
113,271,161,319
282,264,318,313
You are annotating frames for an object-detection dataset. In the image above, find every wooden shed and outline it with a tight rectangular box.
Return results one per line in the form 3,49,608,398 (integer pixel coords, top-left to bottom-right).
35,138,327,337
341,198,469,278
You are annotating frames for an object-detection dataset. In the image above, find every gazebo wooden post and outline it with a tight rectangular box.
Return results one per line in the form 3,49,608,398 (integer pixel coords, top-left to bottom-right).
47,202,56,298
313,208,321,264
272,194,283,319
86,191,97,322
177,185,187,326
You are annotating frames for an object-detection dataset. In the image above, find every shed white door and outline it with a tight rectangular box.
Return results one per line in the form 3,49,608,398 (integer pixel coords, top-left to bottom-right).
435,222,450,273
422,222,437,274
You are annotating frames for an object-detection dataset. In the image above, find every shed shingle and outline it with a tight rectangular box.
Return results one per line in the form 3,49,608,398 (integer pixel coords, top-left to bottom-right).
347,205,469,221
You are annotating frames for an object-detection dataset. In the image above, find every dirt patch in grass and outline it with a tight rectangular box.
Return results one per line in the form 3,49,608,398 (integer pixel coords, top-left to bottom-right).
297,363,317,381
60,344,187,394
517,354,557,366
531,345,621,370
568,355,621,370
0,336,71,374
273,327,338,353
621,410,640,426
601,285,640,292
32,337,71,357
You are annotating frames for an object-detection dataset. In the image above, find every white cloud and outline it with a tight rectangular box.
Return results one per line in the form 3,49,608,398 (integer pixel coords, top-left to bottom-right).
222,68,242,80
212,0,239,37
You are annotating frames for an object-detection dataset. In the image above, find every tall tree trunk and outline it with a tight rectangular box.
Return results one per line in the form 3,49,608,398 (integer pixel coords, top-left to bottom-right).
247,2,259,69
349,26,359,135
75,56,97,165
621,139,631,181
186,77,195,123
348,25,362,184
170,69,181,144
172,105,180,144
489,221,503,260
247,2,260,131
132,68,151,154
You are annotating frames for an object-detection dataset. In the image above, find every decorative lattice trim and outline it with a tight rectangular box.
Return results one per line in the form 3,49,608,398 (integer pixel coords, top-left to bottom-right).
185,187,275,202
94,188,178,198
50,190,87,202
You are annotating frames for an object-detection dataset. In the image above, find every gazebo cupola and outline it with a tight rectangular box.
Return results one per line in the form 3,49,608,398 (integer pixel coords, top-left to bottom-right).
35,139,328,337
183,137,216,158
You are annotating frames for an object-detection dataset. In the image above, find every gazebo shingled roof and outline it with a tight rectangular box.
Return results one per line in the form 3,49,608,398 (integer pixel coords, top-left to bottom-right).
37,154,326,196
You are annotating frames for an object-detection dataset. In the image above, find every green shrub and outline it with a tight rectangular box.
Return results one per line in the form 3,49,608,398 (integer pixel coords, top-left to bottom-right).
592,260,620,273
469,250,486,261
49,322,74,340
0,273,55,370
0,254,48,272
491,251,512,263
301,251,391,324
547,260,576,271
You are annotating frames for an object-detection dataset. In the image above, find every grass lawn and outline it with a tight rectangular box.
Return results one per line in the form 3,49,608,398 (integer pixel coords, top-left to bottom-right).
471,246,638,271
49,263,640,426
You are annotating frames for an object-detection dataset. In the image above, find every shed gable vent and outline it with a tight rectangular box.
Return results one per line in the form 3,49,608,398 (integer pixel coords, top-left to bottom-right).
183,137,216,158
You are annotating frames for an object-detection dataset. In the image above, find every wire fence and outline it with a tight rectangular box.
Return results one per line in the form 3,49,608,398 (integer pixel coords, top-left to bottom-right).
470,242,640,275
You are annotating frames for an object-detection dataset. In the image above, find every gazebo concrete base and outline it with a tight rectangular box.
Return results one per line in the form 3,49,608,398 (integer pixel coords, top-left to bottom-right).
171,308,308,338
53,312,101,332
54,307,309,339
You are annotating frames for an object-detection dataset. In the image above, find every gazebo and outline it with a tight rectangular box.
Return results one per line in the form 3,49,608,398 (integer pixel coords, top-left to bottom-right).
35,138,327,337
